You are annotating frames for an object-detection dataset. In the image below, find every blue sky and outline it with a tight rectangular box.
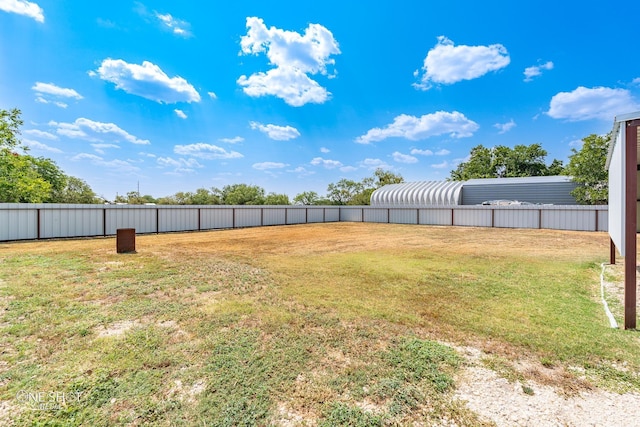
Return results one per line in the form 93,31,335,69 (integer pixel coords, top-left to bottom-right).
1,0,639,200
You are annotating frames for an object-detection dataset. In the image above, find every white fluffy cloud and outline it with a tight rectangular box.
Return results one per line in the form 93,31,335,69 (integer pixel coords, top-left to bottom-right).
523,61,553,82
96,59,201,104
22,139,61,153
253,162,289,170
218,136,244,144
392,152,418,164
50,118,150,145
546,86,640,121
250,121,300,140
310,157,342,169
356,111,479,144
157,156,202,170
414,36,510,90
32,82,82,104
494,119,516,134
174,143,243,160
0,0,43,22
24,129,58,140
154,12,191,37
174,109,187,119
435,149,450,156
237,17,340,106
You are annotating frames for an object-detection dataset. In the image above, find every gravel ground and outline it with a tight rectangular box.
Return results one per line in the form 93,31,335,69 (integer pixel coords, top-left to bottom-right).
453,343,640,427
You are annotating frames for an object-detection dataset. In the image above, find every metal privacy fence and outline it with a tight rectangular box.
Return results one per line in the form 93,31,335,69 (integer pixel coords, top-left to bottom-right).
0,203,608,242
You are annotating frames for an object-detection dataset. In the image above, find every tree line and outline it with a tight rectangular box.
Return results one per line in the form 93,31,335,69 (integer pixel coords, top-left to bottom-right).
1,108,609,205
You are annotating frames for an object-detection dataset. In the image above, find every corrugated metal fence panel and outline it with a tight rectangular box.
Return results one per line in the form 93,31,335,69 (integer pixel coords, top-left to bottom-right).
106,207,157,234
234,208,262,228
340,208,363,222
542,209,596,231
325,208,340,222
598,210,608,232
306,208,325,223
389,209,418,224
454,208,492,227
200,207,233,229
363,208,389,223
494,209,539,229
286,208,307,225
41,207,103,238
263,208,286,226
0,206,37,240
158,208,199,232
419,208,453,225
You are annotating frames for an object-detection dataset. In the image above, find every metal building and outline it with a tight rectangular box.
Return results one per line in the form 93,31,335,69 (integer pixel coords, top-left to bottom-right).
369,181,463,206
370,176,579,206
461,176,579,205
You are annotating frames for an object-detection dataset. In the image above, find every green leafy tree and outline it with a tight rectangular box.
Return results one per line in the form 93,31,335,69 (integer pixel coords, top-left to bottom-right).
450,143,564,180
0,150,52,202
114,191,156,204
55,176,99,204
0,108,23,149
325,169,405,205
564,134,609,205
293,191,320,205
214,184,266,205
264,192,290,205
0,108,100,203
326,179,364,205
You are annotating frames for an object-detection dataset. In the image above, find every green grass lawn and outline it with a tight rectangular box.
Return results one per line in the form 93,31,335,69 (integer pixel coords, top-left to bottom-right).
0,223,638,425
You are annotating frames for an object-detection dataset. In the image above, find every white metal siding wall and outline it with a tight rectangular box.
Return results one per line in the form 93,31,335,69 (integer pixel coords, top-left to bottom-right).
263,208,286,226
608,130,625,253
363,208,388,223
0,207,37,240
598,210,609,232
41,207,103,238
418,209,452,226
0,204,610,241
454,209,492,227
200,208,234,229
306,208,325,223
158,208,198,232
542,209,596,231
494,209,539,229
325,208,340,222
389,209,418,224
340,208,363,222
286,208,307,224
107,208,157,234
234,208,262,228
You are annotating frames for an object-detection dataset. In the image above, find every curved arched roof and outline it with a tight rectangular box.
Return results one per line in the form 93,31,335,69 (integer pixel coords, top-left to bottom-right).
370,181,464,206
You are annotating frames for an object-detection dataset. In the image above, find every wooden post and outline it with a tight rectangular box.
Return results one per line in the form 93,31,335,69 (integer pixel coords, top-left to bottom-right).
624,121,638,329
610,237,616,265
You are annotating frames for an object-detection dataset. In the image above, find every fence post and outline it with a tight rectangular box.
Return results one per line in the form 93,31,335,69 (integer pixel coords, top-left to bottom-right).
36,208,41,240
103,208,107,237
